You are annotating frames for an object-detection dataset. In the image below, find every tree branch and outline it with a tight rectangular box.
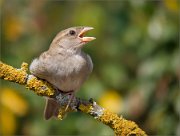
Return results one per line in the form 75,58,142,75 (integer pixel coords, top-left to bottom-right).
0,61,147,136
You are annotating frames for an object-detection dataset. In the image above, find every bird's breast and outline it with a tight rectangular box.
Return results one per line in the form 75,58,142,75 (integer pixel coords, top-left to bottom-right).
48,53,92,92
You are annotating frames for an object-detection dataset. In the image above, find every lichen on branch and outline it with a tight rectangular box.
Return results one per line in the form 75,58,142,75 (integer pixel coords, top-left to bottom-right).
0,61,147,136
0,61,54,96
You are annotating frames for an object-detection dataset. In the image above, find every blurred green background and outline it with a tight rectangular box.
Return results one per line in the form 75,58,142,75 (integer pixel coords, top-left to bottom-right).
0,0,179,135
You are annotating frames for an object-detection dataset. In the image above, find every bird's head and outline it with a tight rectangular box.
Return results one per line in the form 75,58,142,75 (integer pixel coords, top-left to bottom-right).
49,26,95,54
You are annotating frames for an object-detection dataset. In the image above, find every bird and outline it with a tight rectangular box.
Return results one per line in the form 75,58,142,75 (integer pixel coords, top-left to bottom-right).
29,26,95,120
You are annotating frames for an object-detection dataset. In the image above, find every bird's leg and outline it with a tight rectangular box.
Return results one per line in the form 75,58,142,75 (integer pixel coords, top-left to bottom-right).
64,91,75,112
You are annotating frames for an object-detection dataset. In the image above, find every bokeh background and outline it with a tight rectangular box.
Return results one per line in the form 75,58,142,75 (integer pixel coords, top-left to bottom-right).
0,0,179,135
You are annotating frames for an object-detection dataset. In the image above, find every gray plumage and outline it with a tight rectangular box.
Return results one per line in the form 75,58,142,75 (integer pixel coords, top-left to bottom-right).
29,26,95,120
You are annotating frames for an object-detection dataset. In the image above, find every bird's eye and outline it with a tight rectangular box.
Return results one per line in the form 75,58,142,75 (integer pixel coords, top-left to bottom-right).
69,30,76,35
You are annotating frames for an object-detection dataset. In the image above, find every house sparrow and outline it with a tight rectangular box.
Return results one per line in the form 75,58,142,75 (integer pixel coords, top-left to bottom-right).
30,26,95,120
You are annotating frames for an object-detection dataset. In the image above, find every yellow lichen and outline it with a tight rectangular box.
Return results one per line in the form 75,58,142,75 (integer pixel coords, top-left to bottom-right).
57,110,64,120
79,103,93,114
26,76,54,96
57,108,68,120
21,62,28,72
0,61,27,84
98,109,147,136
0,61,54,97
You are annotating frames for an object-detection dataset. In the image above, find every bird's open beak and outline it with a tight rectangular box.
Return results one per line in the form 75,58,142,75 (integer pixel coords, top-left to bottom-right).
78,27,96,42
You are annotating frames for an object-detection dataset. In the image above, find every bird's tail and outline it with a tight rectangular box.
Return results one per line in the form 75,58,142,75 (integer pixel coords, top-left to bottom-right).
44,98,59,120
